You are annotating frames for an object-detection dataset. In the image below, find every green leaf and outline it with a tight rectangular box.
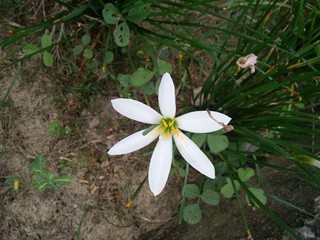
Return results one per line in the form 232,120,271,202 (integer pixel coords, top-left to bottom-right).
200,189,219,205
177,167,186,177
74,44,84,55
183,184,200,199
131,67,154,86
294,103,304,109
113,21,130,47
41,34,52,48
207,134,229,153
127,2,151,24
140,82,155,95
104,51,114,64
220,177,240,198
43,51,53,67
158,59,173,75
22,44,40,55
315,43,320,57
203,178,216,192
29,155,46,173
52,176,72,186
81,34,91,46
238,167,255,182
102,3,120,25
191,134,206,148
83,48,93,59
246,187,267,208
117,74,131,86
183,204,202,225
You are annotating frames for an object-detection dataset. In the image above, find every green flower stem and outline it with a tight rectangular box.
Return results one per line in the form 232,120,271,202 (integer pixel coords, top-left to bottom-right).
221,153,250,236
178,162,189,224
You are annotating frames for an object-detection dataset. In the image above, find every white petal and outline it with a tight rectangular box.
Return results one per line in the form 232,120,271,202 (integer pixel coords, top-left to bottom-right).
158,73,176,118
148,135,173,196
111,99,162,124
176,111,231,133
173,131,215,179
108,127,160,155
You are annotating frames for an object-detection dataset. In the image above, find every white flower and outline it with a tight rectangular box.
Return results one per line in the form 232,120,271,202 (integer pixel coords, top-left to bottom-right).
236,53,258,73
108,73,231,196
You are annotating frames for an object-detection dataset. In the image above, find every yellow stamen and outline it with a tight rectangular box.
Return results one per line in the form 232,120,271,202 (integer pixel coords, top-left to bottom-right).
172,128,179,135
162,119,168,127
169,120,175,127
164,132,170,138
125,199,133,209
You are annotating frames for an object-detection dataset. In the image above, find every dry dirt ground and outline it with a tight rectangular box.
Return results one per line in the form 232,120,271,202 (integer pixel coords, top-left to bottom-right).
1,64,320,240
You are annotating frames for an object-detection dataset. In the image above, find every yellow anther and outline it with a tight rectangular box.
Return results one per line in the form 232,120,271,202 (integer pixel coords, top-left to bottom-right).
172,128,179,135
162,119,168,127
169,120,175,127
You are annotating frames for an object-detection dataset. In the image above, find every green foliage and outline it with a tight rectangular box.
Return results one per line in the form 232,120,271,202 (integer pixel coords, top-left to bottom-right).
158,60,173,75
4,176,22,191
113,22,130,47
182,182,220,224
200,189,219,206
172,160,186,178
29,156,71,192
131,67,154,86
246,187,267,208
238,168,255,182
220,177,241,198
183,184,200,199
207,134,229,153
183,204,202,225
127,1,151,24
47,120,70,137
21,33,53,66
22,44,40,55
102,3,121,25
191,134,206,148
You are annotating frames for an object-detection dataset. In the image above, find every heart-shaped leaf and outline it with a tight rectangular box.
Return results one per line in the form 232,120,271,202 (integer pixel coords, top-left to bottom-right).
127,2,151,24
207,134,229,153
200,189,219,205
183,204,202,225
183,184,200,199
113,21,130,47
131,67,154,86
246,187,267,208
102,3,120,25
238,167,255,182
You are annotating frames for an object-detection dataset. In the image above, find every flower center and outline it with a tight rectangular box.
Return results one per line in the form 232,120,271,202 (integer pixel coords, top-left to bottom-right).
159,118,179,137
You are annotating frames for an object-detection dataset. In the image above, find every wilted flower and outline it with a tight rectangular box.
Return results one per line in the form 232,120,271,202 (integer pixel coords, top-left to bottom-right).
108,73,231,196
236,53,258,73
